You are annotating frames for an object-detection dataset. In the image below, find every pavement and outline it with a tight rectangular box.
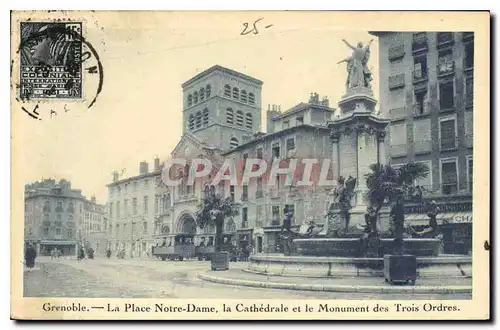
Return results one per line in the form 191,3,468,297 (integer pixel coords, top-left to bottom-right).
198,269,472,294
22,257,471,300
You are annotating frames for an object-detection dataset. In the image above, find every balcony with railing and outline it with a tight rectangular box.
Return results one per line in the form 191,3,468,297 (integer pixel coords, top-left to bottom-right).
412,33,428,53
437,32,454,48
439,136,458,151
412,68,428,84
390,144,408,158
405,198,472,214
389,107,407,121
388,73,405,90
388,44,405,61
414,140,432,154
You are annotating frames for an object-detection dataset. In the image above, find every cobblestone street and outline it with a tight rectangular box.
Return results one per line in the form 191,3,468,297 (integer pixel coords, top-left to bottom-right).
22,257,471,300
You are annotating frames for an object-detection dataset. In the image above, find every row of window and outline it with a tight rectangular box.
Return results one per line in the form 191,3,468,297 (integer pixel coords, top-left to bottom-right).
225,108,254,130
186,85,256,106
390,113,473,155
228,135,296,154
109,221,149,236
110,179,157,198
187,84,212,107
390,75,473,118
223,85,255,105
109,194,171,218
411,32,469,51
42,226,72,237
393,156,473,195
239,203,294,227
410,41,474,82
40,200,77,213
188,108,210,131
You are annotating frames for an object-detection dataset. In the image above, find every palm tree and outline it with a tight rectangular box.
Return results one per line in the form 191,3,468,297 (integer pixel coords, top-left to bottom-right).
195,186,239,252
365,162,429,255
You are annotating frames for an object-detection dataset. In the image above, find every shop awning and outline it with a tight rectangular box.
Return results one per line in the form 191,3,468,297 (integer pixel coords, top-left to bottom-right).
405,212,472,225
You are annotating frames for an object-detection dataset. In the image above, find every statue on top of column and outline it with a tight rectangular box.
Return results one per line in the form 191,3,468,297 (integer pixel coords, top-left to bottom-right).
337,38,374,90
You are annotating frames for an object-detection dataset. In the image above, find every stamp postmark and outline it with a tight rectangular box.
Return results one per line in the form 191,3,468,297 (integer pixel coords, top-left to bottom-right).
19,22,83,100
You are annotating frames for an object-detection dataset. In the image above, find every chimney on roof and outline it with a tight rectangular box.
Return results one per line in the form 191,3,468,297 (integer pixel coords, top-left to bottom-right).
321,96,329,107
266,104,281,134
112,171,119,182
140,161,149,175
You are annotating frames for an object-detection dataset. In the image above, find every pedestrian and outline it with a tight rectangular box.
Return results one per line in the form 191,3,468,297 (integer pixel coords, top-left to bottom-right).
25,243,37,271
78,246,85,261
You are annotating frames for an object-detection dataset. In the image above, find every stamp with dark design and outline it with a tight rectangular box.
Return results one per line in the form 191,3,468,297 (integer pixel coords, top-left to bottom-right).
19,22,83,99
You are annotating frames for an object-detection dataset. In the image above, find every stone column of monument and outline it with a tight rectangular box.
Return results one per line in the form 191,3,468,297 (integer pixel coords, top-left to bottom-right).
377,130,387,165
327,38,390,230
329,130,341,180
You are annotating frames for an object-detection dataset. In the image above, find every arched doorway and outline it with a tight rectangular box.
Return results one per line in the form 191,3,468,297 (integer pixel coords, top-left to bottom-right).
176,213,197,235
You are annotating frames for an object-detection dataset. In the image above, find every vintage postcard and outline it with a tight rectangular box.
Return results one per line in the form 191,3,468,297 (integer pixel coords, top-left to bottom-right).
10,11,490,320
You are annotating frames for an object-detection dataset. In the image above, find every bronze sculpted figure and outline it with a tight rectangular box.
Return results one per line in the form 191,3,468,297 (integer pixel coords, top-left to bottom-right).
280,207,294,255
333,176,356,233
337,39,374,90
364,206,378,234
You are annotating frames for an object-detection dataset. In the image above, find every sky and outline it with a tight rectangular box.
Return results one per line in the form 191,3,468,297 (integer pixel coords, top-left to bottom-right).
12,12,380,203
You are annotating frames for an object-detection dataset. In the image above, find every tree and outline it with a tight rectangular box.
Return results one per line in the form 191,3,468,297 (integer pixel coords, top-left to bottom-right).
195,186,239,251
365,162,429,254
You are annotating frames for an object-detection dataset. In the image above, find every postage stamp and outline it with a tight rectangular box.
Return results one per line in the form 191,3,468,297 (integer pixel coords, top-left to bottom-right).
19,22,83,100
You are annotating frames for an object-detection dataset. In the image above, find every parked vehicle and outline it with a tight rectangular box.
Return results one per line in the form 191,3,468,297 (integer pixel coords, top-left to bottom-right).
194,234,239,261
152,234,195,261
195,235,215,261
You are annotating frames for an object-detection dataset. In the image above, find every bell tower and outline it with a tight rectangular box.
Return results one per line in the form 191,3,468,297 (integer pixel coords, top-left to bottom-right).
181,65,263,150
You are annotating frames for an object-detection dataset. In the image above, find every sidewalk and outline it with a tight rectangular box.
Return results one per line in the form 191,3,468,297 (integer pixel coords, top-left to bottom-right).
198,268,472,294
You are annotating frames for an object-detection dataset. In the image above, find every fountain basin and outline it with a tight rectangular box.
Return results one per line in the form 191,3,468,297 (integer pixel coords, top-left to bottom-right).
247,254,472,279
293,237,441,257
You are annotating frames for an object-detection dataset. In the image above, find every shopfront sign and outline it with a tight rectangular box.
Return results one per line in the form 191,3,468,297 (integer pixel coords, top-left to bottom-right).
452,213,473,224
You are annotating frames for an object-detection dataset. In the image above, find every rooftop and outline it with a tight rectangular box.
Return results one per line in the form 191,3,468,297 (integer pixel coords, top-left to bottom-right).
181,65,263,88
274,102,335,121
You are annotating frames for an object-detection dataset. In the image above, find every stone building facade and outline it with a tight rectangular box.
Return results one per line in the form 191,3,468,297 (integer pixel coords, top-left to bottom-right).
106,158,169,257
371,31,474,254
24,179,104,256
